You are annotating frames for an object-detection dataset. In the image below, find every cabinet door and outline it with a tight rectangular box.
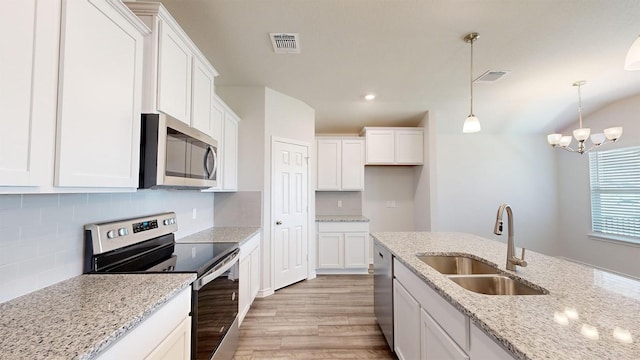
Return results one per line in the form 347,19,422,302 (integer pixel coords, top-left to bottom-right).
395,129,424,165
238,254,251,325
469,323,514,360
222,114,238,190
316,139,341,190
365,130,395,164
344,232,368,268
145,317,191,360
157,20,191,124
341,139,364,190
190,56,214,135
250,246,261,301
0,0,59,186
56,0,145,187
317,233,344,269
394,279,421,360
421,308,469,360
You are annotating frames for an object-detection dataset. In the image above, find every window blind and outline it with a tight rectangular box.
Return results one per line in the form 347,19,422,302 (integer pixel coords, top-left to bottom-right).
589,146,640,239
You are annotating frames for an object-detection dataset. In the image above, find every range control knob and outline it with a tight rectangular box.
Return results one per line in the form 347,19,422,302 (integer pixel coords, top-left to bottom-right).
163,219,170,226
118,228,128,236
170,218,176,224
106,230,116,239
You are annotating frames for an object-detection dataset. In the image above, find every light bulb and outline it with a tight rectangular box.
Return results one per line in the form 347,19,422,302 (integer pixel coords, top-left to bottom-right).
463,115,481,133
604,127,623,140
559,136,572,147
590,133,606,146
573,128,591,141
547,133,562,145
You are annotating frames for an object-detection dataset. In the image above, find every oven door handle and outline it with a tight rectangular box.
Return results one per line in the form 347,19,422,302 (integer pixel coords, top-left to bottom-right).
193,249,240,290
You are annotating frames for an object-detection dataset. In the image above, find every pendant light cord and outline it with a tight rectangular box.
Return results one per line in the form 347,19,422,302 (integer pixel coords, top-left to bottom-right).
470,37,474,115
577,83,583,128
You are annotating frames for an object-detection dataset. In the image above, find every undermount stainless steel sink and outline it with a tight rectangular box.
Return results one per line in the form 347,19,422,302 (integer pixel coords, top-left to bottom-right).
417,255,500,275
448,275,547,295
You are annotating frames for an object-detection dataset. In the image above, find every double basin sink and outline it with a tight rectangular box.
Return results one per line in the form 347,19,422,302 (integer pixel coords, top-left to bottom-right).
418,255,547,295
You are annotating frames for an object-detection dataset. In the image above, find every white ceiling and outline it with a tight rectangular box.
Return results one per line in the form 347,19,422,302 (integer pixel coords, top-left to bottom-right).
158,0,640,134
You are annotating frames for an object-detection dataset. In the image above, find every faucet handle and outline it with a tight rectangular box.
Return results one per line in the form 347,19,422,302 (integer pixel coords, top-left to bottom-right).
519,248,528,267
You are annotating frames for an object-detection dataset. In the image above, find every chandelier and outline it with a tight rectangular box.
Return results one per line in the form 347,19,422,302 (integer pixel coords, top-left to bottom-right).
546,81,622,154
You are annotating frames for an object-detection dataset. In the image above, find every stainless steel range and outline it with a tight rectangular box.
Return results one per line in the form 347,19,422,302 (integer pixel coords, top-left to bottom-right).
84,212,239,360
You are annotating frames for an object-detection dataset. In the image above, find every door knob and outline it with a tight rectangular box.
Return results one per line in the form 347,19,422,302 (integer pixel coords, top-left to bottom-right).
275,221,282,225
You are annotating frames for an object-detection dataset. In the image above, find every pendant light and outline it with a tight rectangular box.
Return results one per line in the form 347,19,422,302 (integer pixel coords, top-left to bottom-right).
625,34,640,71
547,81,622,154
462,32,481,133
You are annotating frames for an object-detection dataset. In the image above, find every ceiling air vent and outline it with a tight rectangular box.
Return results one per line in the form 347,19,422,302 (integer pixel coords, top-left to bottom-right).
474,70,510,83
270,33,300,54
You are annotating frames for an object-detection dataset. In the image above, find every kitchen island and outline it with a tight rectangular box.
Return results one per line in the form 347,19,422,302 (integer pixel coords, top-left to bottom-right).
372,232,640,360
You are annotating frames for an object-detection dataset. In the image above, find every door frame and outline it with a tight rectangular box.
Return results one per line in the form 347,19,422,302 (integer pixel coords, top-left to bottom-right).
270,136,312,292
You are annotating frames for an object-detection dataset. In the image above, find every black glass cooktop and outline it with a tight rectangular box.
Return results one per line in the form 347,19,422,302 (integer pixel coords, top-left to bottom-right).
173,242,238,275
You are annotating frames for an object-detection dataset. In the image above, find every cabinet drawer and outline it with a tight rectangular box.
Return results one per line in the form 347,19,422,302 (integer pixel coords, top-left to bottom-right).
317,221,369,233
394,259,469,352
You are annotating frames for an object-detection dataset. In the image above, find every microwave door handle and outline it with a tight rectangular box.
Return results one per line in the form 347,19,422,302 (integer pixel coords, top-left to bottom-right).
204,145,217,180
204,146,213,179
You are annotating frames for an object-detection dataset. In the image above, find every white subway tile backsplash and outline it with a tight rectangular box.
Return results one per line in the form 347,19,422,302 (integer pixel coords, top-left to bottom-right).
0,190,214,303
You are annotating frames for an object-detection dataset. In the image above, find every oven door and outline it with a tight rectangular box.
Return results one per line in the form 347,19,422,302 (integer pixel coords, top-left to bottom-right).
192,250,239,360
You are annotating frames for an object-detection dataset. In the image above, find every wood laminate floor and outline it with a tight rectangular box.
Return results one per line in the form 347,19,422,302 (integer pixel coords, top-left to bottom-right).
233,274,396,360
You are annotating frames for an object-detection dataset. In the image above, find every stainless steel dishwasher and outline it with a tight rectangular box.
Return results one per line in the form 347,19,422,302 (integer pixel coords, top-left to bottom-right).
374,239,393,351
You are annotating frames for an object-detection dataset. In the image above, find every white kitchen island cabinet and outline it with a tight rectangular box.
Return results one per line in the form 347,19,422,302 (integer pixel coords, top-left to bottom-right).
97,287,191,360
125,2,219,129
316,137,365,191
0,0,59,187
55,0,148,188
360,127,424,165
316,221,369,273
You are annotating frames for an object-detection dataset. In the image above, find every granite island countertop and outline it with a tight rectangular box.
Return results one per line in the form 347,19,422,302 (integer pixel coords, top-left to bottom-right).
372,232,640,360
316,215,370,222
0,273,195,360
176,226,260,245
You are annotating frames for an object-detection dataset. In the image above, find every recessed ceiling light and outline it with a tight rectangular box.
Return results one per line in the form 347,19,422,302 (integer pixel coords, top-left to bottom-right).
364,94,376,100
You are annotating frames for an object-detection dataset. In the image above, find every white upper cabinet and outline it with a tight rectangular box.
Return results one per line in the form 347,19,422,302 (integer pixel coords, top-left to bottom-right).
157,20,192,124
125,2,218,126
361,127,424,165
203,95,239,192
316,137,364,191
55,0,149,188
0,0,59,187
190,56,215,135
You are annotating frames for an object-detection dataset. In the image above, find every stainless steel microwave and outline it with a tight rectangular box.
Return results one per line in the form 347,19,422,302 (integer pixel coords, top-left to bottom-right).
139,113,218,189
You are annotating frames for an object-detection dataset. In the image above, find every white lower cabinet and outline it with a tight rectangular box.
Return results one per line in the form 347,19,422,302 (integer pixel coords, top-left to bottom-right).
393,279,421,360
393,259,515,360
421,309,469,360
97,287,191,360
239,233,261,325
469,323,514,360
316,221,370,273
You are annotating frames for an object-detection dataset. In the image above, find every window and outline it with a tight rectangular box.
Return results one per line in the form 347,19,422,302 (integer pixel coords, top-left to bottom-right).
589,146,640,242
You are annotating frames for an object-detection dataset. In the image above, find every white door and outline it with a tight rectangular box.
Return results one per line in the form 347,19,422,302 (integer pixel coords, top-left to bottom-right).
272,140,308,290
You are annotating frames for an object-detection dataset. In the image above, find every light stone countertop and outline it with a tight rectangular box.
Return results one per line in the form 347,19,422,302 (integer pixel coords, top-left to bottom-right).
372,232,640,360
176,226,260,245
316,215,370,222
0,273,195,360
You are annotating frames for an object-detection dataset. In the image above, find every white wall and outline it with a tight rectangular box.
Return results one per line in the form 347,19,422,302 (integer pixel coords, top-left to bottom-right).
557,94,640,277
414,112,433,231
430,132,560,256
0,190,214,303
363,166,416,232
